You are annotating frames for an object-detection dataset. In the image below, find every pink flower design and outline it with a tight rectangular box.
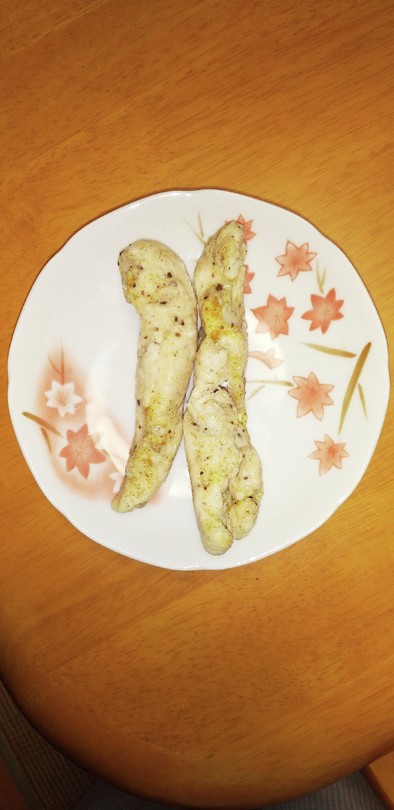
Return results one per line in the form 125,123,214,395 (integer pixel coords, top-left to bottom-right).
252,295,295,339
288,372,334,419
233,215,256,241
59,424,106,478
243,265,254,294
45,380,82,418
309,434,349,475
302,288,344,334
248,349,283,369
275,241,316,281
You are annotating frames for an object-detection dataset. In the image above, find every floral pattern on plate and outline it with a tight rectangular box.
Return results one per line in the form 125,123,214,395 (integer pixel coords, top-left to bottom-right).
23,347,120,497
209,214,371,477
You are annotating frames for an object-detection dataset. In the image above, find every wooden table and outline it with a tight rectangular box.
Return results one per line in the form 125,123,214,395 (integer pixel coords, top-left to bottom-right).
1,1,393,807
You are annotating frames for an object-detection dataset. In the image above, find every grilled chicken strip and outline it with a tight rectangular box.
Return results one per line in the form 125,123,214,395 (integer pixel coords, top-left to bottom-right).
183,221,263,554
112,239,197,513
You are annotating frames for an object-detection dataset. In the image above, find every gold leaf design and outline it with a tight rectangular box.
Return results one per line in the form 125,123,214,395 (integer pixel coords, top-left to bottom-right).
247,384,265,401
358,383,367,419
198,211,205,239
247,379,293,387
22,411,63,437
41,427,52,452
339,342,371,434
48,345,65,382
185,212,206,245
316,261,326,294
302,342,356,358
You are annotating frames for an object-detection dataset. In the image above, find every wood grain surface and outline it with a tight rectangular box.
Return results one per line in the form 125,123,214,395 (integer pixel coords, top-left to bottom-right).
1,0,393,807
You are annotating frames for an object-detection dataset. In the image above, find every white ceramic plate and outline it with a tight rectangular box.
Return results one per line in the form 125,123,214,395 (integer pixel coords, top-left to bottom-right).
8,189,389,570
